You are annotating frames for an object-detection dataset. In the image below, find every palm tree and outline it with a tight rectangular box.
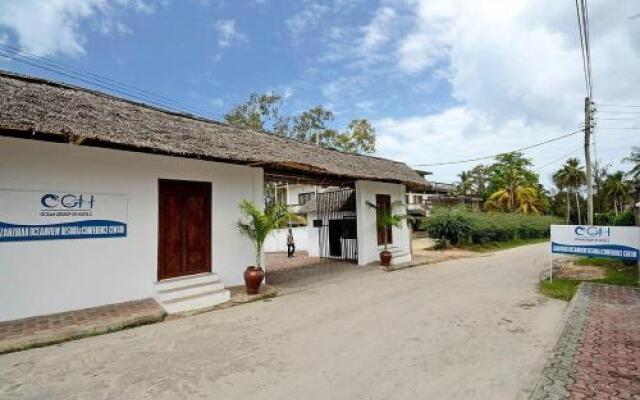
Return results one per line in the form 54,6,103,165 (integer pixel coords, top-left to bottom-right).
236,200,292,268
623,146,640,183
486,185,541,214
554,158,586,224
515,186,541,214
603,171,631,215
552,169,571,223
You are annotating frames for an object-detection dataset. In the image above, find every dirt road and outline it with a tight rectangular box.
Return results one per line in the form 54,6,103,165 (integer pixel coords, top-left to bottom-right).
0,243,566,400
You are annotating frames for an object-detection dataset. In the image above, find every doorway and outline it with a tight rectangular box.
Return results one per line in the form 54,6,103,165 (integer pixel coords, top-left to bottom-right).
376,194,392,246
158,179,212,280
317,188,358,262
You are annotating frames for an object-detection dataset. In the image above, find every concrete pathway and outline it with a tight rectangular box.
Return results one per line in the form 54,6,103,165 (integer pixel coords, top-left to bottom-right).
0,243,566,400
531,283,640,399
265,251,369,289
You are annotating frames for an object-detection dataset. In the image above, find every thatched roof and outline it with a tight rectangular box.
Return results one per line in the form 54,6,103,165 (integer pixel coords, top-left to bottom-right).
0,71,427,190
297,189,356,214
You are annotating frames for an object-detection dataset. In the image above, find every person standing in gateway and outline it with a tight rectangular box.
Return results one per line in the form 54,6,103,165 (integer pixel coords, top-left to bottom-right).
287,228,296,258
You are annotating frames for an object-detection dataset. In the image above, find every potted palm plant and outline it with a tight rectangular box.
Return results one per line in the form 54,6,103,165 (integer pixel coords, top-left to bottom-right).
366,200,406,267
236,200,291,294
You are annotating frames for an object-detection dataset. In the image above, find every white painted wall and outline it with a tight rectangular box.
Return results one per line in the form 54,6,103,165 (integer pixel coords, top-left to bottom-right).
355,181,411,266
286,184,316,205
264,227,309,253
0,137,263,321
305,211,320,257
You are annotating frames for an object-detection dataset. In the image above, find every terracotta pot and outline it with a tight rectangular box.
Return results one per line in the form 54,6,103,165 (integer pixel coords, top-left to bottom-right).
244,266,264,295
379,251,392,267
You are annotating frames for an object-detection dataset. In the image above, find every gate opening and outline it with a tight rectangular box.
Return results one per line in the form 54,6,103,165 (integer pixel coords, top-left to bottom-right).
316,188,357,262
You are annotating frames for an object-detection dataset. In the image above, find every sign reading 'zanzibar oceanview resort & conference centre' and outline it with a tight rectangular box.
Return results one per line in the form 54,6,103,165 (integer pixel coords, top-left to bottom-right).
0,189,127,242
551,225,640,261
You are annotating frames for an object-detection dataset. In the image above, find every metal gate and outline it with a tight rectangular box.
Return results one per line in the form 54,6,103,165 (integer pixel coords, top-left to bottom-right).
316,188,357,261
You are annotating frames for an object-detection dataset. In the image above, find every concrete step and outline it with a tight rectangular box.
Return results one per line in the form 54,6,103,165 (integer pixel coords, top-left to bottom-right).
381,246,409,257
155,272,220,291
377,245,411,266
154,273,230,314
390,253,412,266
156,280,226,303
161,289,230,314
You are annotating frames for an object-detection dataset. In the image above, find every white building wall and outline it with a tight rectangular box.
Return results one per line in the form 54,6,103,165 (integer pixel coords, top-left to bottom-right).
305,211,321,257
264,227,309,253
355,180,411,266
0,137,263,321
286,184,316,205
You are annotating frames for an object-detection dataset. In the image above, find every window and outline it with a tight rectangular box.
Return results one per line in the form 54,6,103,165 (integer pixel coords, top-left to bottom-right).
298,192,315,206
275,186,288,205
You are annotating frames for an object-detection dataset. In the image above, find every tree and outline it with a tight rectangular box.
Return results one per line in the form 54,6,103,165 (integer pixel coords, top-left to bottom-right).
552,168,571,223
225,95,376,154
592,162,611,214
553,158,586,224
291,105,334,144
485,185,542,214
623,146,640,183
332,119,376,154
603,171,631,215
456,165,489,197
486,152,538,211
224,92,288,134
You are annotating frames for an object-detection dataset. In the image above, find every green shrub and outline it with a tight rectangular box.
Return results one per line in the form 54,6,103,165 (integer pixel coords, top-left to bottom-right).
422,209,561,246
613,210,635,226
594,212,615,226
421,207,473,245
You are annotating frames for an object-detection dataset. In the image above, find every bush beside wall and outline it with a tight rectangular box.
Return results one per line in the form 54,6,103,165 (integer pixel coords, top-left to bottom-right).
422,208,562,245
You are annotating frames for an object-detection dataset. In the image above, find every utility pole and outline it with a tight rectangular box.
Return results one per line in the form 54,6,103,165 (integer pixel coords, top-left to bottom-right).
585,97,593,225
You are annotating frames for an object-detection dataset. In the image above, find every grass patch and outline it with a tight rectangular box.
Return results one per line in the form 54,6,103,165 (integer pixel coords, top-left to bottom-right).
540,257,638,301
462,237,548,252
539,278,580,301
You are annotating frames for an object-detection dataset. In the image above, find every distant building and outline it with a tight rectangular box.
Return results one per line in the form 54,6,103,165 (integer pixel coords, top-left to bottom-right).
406,170,482,222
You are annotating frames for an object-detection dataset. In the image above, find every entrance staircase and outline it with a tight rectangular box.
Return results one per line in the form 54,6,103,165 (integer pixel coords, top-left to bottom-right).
381,245,412,266
154,273,230,314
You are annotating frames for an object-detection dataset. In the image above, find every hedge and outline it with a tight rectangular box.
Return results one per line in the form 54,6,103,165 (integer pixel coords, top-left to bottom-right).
422,208,562,245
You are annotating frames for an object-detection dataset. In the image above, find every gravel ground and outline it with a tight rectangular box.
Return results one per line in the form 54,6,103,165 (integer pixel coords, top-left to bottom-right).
0,243,566,400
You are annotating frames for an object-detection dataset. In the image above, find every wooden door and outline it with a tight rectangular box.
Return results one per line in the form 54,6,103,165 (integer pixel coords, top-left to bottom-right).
376,194,392,246
158,179,211,280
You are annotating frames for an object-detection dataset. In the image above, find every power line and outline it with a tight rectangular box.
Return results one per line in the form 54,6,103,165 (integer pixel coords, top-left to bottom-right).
597,117,640,121
534,147,583,172
596,110,640,114
0,44,224,120
575,0,592,97
411,129,583,167
597,103,640,108
582,0,593,96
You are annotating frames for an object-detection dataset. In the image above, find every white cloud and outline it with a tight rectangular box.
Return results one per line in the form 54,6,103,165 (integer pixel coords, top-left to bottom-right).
360,6,397,51
286,3,331,43
0,0,151,56
360,0,640,184
214,19,247,48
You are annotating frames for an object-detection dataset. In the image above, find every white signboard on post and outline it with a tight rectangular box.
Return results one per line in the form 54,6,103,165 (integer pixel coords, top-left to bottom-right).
0,189,128,242
550,225,640,261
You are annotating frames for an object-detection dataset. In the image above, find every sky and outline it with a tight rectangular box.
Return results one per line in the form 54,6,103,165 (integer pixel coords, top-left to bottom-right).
0,0,639,187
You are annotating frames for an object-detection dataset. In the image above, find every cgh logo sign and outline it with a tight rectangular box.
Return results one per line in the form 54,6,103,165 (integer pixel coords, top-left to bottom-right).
40,193,95,210
574,226,611,237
